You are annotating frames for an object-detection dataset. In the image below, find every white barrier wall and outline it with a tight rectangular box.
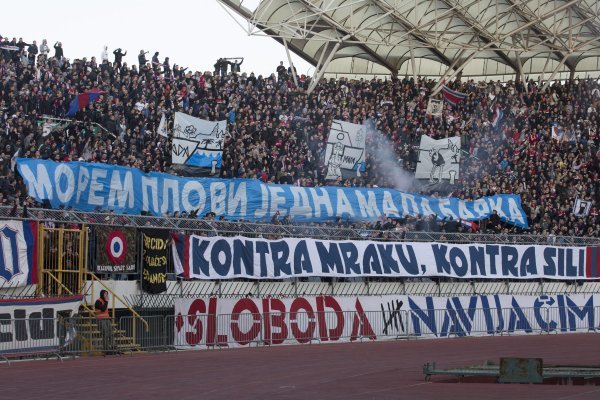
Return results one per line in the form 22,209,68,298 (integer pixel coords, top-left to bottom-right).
8,280,596,309
93,280,600,309
172,294,600,349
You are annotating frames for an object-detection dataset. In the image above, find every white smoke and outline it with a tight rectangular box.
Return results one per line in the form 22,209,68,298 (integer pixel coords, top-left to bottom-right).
363,119,415,191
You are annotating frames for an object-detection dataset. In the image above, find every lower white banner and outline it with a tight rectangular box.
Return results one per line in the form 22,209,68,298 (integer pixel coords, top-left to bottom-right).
0,296,83,354
174,294,600,348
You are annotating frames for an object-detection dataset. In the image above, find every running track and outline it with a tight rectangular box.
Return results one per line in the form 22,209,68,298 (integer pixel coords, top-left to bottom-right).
2,333,600,400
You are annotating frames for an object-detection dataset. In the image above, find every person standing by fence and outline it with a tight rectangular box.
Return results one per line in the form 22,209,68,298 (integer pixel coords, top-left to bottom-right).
95,290,115,354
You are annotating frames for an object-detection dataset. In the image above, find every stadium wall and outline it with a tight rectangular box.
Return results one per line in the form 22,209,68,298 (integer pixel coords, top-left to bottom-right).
23,280,595,309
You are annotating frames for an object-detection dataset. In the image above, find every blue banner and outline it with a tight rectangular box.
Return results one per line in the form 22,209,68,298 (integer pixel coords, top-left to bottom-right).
16,158,528,227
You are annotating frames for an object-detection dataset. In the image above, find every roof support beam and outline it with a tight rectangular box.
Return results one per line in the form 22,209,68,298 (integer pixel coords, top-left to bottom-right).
431,49,470,95
218,0,600,79
541,54,570,91
514,51,528,93
283,39,299,87
437,0,520,73
432,0,586,82
569,2,600,38
370,0,454,67
408,38,418,82
218,0,324,70
294,0,398,74
503,0,576,72
307,41,343,95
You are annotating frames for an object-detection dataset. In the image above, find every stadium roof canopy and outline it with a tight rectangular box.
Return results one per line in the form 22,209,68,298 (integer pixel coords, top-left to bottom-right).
218,0,600,90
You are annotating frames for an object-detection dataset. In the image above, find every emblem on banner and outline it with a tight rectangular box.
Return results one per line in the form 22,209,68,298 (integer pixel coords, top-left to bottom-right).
105,231,127,264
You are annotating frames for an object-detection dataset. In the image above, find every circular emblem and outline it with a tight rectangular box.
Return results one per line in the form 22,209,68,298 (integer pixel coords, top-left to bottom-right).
106,231,127,264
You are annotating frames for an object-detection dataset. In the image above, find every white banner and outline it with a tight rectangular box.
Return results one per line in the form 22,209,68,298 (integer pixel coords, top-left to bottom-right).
573,197,592,217
177,235,599,280
415,135,461,183
426,99,443,116
171,112,226,168
0,45,20,51
173,294,600,348
157,113,168,138
324,120,366,180
0,296,83,354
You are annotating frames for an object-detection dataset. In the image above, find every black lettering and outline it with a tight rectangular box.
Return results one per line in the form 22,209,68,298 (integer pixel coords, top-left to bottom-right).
0,314,12,343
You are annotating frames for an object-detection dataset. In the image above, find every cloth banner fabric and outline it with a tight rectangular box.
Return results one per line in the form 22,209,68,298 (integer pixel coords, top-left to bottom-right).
573,197,592,217
440,85,468,106
415,136,461,183
0,220,38,288
0,296,83,354
141,229,169,294
426,99,443,116
16,159,529,227
174,235,600,280
37,118,70,138
66,89,105,117
171,112,226,168
157,113,168,138
173,293,600,348
95,227,137,273
324,120,366,180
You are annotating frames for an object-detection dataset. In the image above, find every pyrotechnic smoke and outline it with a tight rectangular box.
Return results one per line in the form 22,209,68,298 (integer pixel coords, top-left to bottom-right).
363,119,415,192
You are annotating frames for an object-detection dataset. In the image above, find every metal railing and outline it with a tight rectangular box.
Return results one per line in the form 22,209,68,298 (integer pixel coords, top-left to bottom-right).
39,270,149,346
3,306,599,362
1,206,598,246
85,272,149,334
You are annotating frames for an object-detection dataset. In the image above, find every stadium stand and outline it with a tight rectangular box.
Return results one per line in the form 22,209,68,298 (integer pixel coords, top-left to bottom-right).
0,34,598,239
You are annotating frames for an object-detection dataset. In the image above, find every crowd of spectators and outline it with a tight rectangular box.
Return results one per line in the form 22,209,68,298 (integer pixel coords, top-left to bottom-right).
0,34,598,238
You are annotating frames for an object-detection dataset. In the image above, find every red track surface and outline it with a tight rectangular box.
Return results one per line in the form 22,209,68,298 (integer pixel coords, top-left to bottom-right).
3,334,600,400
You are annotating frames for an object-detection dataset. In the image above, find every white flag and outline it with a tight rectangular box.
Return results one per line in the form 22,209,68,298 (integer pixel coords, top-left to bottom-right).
157,113,168,137
426,99,443,116
573,197,592,217
42,120,57,137
324,120,366,180
172,112,226,168
415,136,462,183
81,138,92,161
10,149,19,171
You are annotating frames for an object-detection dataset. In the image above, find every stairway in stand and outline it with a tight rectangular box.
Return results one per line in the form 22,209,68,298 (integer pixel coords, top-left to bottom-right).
69,308,141,355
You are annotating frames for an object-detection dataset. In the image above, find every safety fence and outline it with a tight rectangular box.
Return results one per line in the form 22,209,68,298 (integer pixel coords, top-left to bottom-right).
2,307,599,362
2,205,599,246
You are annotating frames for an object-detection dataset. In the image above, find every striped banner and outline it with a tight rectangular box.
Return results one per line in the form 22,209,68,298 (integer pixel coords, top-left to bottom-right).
0,220,38,288
586,247,600,278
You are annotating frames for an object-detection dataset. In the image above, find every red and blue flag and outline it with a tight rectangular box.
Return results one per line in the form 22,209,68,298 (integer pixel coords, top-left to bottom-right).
0,220,38,287
171,233,188,278
585,247,600,278
440,84,468,106
66,89,106,116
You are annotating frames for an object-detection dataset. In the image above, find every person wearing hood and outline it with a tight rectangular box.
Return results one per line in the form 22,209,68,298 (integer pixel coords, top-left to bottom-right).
39,39,49,61
101,45,109,64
